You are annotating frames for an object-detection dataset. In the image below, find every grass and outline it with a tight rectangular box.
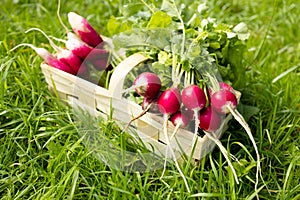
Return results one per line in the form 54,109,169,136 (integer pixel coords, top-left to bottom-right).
1,0,299,199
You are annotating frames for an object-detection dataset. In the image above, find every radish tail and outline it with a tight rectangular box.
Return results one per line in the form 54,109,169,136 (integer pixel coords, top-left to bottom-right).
205,131,239,184
121,103,152,134
161,115,191,193
192,109,199,145
161,121,181,178
227,105,266,194
160,116,169,179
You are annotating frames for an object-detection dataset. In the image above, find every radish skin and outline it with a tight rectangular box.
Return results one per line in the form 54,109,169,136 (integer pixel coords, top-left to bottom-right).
68,12,103,48
134,72,161,98
181,85,206,147
10,43,75,74
158,88,181,115
25,28,85,74
211,90,237,114
199,106,222,132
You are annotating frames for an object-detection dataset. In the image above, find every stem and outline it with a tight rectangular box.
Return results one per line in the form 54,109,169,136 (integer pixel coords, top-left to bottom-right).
191,70,195,85
171,43,177,84
138,0,154,14
171,0,185,57
57,0,69,33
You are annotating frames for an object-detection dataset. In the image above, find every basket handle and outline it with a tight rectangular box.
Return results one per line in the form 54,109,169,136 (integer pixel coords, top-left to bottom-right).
108,53,148,99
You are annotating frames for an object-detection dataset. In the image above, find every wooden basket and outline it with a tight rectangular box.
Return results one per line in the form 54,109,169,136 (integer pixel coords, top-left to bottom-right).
41,52,240,161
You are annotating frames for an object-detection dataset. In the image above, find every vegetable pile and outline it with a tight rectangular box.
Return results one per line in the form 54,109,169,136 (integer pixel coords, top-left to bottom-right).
11,12,112,85
11,0,264,194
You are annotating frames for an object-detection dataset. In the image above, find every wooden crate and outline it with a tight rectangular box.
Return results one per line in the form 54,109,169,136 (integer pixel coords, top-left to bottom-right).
41,52,240,161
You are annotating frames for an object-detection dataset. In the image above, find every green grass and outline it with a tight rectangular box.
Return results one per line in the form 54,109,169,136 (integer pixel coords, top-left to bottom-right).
1,0,300,199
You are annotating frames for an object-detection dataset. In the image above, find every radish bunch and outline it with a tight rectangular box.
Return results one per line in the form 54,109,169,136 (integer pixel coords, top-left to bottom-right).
130,70,264,190
128,70,243,189
131,71,239,134
11,11,111,84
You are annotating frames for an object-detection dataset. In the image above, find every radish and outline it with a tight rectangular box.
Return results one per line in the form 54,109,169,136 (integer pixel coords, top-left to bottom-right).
198,106,222,132
25,28,87,75
157,87,190,192
171,111,189,128
10,43,75,75
86,48,110,70
211,90,237,114
196,87,239,183
65,33,110,70
219,82,234,92
157,87,181,115
182,85,206,111
180,84,240,184
211,87,264,191
226,104,264,193
65,33,94,59
181,84,206,145
134,72,161,98
68,12,103,48
141,97,160,113
163,111,189,171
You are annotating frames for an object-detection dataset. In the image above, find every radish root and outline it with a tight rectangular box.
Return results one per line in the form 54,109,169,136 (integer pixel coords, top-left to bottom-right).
227,105,266,195
161,115,191,193
205,131,239,184
121,102,152,134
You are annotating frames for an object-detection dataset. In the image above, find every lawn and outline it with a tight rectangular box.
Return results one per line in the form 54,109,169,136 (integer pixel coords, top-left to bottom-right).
1,0,299,199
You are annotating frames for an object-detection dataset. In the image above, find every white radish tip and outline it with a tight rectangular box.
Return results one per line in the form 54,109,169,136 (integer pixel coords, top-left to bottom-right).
67,32,80,40
68,12,83,27
68,12,80,20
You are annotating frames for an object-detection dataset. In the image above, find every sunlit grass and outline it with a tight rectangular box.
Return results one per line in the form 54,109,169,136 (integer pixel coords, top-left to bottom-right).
1,0,299,199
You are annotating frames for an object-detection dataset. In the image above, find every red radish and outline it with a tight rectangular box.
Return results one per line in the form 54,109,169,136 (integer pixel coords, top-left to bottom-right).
134,72,161,98
181,85,206,111
171,111,189,127
199,106,222,132
10,43,75,75
165,111,189,177
25,28,86,75
219,82,234,92
141,96,160,113
86,48,110,70
158,87,181,115
68,12,103,48
65,34,93,58
181,84,207,144
158,88,190,193
65,33,110,70
211,90,237,114
56,48,86,73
